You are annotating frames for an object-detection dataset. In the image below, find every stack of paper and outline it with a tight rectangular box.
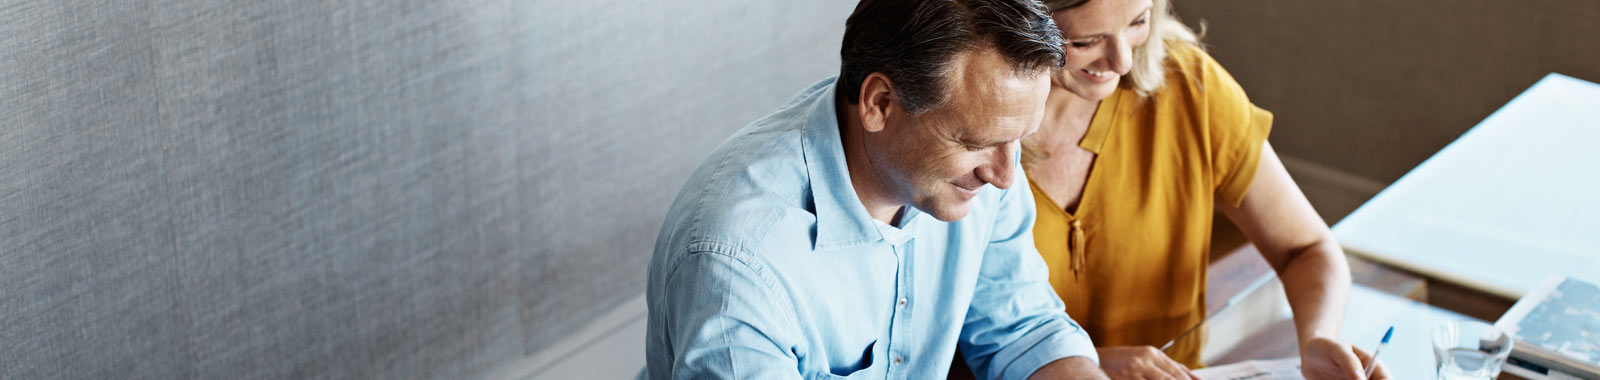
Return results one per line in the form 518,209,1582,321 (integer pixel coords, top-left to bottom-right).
1192,357,1303,380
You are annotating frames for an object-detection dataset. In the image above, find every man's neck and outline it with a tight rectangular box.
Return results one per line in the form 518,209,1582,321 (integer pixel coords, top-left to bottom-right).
835,98,905,224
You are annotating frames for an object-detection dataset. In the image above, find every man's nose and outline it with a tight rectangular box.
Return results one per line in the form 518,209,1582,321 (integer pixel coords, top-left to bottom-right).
979,142,1016,190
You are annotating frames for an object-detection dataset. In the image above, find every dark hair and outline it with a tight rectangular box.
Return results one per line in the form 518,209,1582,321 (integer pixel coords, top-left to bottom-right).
839,0,1066,114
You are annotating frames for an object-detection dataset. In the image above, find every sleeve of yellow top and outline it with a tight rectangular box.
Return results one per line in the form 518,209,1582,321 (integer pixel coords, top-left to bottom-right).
1217,105,1272,207
1189,46,1274,207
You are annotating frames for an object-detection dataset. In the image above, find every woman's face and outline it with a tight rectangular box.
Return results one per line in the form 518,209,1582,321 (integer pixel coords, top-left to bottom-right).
1050,0,1153,101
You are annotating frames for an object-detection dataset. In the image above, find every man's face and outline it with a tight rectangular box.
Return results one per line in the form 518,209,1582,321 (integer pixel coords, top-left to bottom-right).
864,48,1051,222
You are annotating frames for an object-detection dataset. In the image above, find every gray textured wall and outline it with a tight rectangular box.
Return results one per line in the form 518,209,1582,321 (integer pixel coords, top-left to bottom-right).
0,1,852,378
1172,0,1600,183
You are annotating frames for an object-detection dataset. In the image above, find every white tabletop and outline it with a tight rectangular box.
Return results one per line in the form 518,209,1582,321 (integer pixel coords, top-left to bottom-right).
1332,73,1600,299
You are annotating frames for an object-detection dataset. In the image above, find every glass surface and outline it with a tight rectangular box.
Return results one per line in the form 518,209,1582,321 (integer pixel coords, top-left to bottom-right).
1432,320,1513,380
1163,274,1297,366
1166,274,1486,379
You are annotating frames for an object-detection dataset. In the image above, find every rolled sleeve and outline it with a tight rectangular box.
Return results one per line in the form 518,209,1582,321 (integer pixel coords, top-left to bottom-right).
991,323,1099,380
960,166,1099,380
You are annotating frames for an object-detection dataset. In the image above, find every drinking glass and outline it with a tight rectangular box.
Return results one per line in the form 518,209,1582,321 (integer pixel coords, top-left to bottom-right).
1433,320,1513,380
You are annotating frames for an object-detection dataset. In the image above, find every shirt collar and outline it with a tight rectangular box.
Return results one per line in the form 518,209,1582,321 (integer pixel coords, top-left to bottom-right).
800,78,920,250
874,210,919,246
1079,87,1124,154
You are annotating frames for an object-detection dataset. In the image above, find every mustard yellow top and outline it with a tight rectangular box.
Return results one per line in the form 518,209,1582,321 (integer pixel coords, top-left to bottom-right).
1028,43,1273,367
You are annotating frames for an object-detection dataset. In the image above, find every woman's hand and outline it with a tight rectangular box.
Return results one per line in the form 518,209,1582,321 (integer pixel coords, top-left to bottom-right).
1096,346,1200,380
1299,336,1391,379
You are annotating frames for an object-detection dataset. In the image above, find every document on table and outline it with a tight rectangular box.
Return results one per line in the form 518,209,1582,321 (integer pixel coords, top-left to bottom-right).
1192,357,1303,380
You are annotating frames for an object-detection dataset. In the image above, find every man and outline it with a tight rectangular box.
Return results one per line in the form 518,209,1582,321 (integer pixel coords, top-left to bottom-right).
644,0,1108,378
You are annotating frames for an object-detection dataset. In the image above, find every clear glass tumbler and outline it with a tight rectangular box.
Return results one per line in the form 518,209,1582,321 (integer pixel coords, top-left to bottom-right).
1432,320,1513,380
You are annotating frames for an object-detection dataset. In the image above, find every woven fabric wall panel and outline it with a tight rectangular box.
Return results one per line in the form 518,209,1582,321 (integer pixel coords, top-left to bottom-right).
0,0,852,378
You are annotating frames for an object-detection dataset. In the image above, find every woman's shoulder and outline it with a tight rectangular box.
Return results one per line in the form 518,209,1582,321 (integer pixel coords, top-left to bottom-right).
1146,40,1253,108
1156,41,1223,94
1163,41,1211,68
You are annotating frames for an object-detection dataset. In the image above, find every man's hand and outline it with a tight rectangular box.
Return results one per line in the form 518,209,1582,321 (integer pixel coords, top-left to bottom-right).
1096,346,1199,380
1299,336,1391,379
1028,356,1110,380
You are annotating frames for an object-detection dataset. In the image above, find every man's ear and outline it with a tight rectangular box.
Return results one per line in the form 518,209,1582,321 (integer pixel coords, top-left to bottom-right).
857,73,896,133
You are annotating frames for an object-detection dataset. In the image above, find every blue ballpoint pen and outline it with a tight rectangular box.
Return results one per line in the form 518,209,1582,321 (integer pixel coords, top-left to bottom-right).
1364,326,1394,379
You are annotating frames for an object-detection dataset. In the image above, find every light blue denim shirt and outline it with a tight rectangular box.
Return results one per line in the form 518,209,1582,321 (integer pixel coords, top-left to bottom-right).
645,77,1097,380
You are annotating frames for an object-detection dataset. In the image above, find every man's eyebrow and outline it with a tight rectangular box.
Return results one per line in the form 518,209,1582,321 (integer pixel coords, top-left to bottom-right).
967,135,1017,147
955,134,998,147
957,136,987,146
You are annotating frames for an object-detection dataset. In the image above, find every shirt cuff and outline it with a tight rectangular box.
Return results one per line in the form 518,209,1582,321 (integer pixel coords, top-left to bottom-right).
997,322,1100,380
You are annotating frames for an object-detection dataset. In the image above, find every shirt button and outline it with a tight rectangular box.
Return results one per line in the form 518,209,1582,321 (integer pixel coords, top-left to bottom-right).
897,298,907,307
892,355,905,365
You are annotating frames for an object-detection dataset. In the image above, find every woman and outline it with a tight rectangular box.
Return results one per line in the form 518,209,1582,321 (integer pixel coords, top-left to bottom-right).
1025,0,1390,379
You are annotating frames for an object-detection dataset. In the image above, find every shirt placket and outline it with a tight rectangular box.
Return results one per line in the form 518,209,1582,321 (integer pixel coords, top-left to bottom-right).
885,238,915,377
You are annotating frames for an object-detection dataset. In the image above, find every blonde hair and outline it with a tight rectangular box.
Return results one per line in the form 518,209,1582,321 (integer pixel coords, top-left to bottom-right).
1042,0,1200,97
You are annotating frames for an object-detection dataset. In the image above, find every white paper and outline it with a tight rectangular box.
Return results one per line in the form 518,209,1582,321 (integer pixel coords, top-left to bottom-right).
1191,357,1303,380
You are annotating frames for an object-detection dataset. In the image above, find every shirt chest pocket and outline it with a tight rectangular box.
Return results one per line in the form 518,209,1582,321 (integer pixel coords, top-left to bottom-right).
812,340,885,380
